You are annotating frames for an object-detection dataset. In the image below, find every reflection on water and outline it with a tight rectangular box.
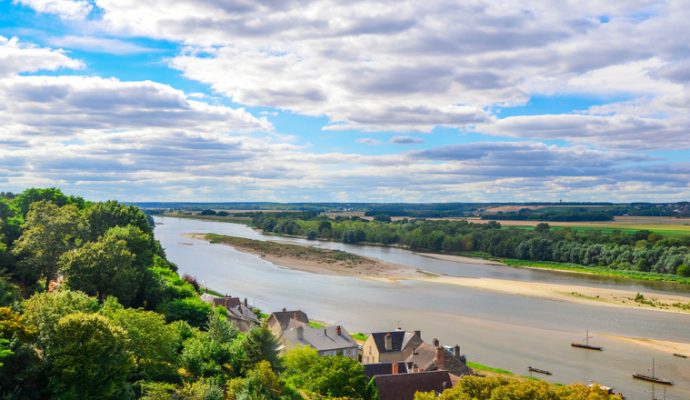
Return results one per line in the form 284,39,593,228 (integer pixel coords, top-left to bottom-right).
155,216,690,400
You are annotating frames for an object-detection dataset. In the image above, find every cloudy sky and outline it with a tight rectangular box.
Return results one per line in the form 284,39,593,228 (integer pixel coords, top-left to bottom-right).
1,0,689,202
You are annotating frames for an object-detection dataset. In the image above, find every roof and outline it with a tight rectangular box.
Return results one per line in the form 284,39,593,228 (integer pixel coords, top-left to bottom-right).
281,323,358,352
213,296,242,309
406,342,472,377
364,362,410,379
370,330,421,353
226,304,259,324
268,310,309,332
374,371,453,400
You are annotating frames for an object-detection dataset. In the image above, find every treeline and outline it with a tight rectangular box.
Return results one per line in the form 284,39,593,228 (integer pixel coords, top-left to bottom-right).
252,215,690,276
0,188,374,399
482,207,615,222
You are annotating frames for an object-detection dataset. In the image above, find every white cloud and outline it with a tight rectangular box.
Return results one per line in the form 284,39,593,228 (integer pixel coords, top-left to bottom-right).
0,36,83,76
15,0,93,20
46,35,155,55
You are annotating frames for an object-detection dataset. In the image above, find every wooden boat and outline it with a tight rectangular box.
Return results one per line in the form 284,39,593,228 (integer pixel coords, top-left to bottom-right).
528,366,552,375
571,329,603,351
672,353,687,359
632,373,673,385
632,358,673,386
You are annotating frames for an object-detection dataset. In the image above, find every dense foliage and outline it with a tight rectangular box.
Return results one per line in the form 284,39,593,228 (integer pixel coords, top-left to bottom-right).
0,188,378,399
252,214,690,276
414,376,622,400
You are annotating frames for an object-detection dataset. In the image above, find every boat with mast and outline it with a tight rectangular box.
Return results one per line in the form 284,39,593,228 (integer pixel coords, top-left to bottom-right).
571,329,603,351
633,358,673,385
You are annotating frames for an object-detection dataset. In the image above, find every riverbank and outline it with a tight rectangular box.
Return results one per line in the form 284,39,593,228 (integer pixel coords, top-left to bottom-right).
170,213,690,285
193,232,690,314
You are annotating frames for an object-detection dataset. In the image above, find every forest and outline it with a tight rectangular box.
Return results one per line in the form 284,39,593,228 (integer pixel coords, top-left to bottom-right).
251,214,690,277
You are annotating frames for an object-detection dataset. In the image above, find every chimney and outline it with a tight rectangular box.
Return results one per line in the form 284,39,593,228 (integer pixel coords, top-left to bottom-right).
413,363,419,373
414,330,421,339
384,333,393,351
454,345,460,358
433,338,440,348
336,325,342,336
391,362,399,375
435,346,445,369
296,326,304,340
323,328,327,336
282,307,286,312
244,298,248,307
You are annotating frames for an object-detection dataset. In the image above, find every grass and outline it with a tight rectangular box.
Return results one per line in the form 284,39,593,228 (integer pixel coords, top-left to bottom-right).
467,361,513,375
501,258,690,284
351,332,368,341
308,320,325,329
202,233,368,265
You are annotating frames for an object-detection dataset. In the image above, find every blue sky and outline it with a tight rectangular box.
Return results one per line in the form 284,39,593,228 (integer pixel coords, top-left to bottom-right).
0,0,688,202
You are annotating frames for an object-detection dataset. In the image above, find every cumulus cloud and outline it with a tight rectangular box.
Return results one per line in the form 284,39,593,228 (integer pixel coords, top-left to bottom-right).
0,36,83,76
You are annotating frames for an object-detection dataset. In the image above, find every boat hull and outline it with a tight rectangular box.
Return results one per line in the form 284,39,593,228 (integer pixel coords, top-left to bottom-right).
632,373,673,385
571,343,603,351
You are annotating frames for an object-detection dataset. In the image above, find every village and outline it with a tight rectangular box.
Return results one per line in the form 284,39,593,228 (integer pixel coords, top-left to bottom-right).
201,292,474,400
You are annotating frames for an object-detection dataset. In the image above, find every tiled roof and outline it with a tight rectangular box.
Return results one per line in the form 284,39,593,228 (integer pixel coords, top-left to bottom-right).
269,310,309,332
364,362,410,379
371,331,417,353
374,371,453,400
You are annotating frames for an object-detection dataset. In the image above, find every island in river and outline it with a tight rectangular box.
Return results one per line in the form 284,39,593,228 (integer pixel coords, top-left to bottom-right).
192,233,690,317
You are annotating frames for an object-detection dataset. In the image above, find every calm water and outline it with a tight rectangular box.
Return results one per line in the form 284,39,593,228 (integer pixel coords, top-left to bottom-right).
155,216,690,399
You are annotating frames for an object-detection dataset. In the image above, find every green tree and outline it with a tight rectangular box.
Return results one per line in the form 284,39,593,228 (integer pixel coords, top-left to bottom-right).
0,338,11,367
85,200,152,240
241,325,280,373
22,290,99,352
12,201,88,291
282,345,319,388
179,334,233,380
47,313,133,400
305,355,368,399
206,307,239,344
103,306,181,381
226,361,284,400
14,188,85,217
60,233,138,303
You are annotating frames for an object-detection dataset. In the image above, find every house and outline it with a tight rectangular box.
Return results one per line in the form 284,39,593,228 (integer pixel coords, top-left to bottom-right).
362,330,472,377
406,339,472,377
362,329,423,364
373,370,453,400
268,309,358,358
267,308,309,337
201,294,260,332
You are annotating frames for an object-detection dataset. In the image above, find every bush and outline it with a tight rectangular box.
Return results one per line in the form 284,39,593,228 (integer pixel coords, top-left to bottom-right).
158,297,212,328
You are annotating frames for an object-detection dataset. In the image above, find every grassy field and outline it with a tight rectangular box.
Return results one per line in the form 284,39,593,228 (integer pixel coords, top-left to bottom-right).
467,361,513,375
501,259,690,284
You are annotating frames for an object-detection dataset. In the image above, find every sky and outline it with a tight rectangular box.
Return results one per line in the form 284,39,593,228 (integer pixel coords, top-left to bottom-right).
0,0,689,202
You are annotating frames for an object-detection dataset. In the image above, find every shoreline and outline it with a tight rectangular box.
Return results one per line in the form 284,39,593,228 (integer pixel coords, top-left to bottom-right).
163,214,690,285
192,232,690,315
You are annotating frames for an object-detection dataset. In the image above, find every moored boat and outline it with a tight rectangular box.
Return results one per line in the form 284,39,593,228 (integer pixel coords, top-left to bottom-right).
571,329,603,351
632,358,673,386
672,352,687,359
528,366,552,375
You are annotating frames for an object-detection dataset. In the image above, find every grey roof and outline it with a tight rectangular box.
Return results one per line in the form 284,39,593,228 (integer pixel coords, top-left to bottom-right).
282,323,357,352
406,342,472,377
371,330,421,353
374,371,453,400
269,310,309,332
364,362,410,379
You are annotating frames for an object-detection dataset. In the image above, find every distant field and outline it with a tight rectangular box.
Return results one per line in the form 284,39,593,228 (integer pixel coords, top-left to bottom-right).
468,216,690,237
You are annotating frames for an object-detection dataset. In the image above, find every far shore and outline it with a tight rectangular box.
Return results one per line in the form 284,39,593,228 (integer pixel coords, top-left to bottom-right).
192,232,690,315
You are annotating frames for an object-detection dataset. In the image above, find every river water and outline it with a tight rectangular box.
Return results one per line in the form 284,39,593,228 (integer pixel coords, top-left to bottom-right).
155,216,690,399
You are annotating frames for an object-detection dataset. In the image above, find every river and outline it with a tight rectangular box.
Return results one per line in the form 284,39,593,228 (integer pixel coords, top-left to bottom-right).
155,216,690,399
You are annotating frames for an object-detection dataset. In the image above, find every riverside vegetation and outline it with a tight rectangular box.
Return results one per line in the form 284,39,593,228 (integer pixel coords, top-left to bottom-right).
242,212,690,282
0,189,631,399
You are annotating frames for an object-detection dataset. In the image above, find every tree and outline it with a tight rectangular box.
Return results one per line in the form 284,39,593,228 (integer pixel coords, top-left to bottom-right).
206,307,239,344
12,202,88,291
22,290,99,352
47,313,133,400
179,334,233,380
282,345,319,388
226,361,284,400
305,355,368,399
14,188,85,217
0,339,11,367
241,325,281,373
85,200,152,240
60,234,138,304
103,306,181,381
